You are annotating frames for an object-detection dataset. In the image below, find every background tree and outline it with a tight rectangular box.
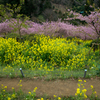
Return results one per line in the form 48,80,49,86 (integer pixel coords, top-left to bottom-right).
42,9,58,21
0,0,52,18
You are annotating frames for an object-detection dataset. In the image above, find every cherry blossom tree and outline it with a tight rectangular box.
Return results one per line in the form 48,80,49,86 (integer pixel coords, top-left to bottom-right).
66,9,100,41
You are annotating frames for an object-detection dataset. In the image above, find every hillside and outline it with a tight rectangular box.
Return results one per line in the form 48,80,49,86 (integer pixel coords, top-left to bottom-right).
0,0,100,22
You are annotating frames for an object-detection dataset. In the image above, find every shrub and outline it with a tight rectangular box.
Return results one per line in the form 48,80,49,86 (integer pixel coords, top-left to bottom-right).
90,38,100,51
6,33,20,38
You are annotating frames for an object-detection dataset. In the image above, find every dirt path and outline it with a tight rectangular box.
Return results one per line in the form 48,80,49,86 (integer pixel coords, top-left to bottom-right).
0,78,100,97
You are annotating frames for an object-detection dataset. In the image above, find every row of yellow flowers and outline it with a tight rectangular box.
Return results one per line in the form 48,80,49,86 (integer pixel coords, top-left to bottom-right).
0,79,98,100
0,35,97,71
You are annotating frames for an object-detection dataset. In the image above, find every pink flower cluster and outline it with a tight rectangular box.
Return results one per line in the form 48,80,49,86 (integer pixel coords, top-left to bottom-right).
0,22,13,34
66,11,100,38
0,10,100,40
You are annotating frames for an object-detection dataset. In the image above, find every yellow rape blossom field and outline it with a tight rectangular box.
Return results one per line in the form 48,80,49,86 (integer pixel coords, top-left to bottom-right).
0,35,98,71
0,34,100,100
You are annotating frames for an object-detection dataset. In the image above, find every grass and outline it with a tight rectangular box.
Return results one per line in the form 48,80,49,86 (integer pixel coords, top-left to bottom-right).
0,66,97,80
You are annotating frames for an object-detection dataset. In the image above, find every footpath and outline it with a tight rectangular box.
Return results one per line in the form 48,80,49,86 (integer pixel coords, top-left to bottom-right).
0,77,100,97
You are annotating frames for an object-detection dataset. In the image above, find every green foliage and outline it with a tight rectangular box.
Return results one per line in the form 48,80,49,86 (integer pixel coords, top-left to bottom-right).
9,15,29,38
0,81,37,100
91,39,100,44
42,9,58,21
20,0,24,5
98,0,100,7
0,0,52,18
6,33,45,45
6,33,25,43
96,65,100,76
0,4,12,22
6,33,20,38
37,15,45,23
58,11,74,21
20,0,52,17
86,0,94,5
90,39,100,51
72,5,85,13
72,1,94,16
24,33,42,45
67,19,87,26
0,3,30,38
66,36,74,40
83,41,92,48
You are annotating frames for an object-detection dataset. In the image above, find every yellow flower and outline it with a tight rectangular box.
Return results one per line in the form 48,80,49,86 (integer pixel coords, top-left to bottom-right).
82,89,87,93
3,89,5,92
91,85,93,89
8,97,11,100
58,97,61,100
33,87,37,92
76,88,80,94
94,91,97,94
84,94,87,99
53,95,57,98
12,94,16,98
28,92,31,95
75,93,77,96
1,84,3,87
4,86,7,88
78,83,80,87
93,91,97,94
84,80,86,82
81,84,83,86
1,84,3,86
12,87,14,90
20,84,22,87
80,93,82,96
19,80,22,83
41,98,44,100
78,80,82,82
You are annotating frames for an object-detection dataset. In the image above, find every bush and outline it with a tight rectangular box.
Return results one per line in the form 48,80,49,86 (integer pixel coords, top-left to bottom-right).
5,33,43,45
67,19,87,26
90,39,100,51
6,33,20,38
37,15,45,23
6,33,25,42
